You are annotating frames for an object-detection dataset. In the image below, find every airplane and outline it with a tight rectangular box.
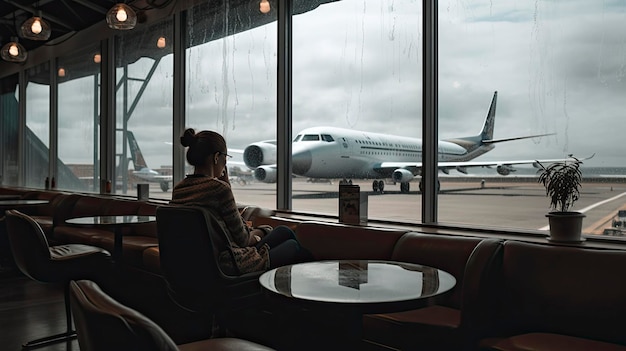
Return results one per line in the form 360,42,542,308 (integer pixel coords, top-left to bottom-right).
242,91,594,193
127,131,173,192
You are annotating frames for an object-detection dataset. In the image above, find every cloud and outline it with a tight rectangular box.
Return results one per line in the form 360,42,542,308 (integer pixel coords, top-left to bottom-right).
45,0,626,170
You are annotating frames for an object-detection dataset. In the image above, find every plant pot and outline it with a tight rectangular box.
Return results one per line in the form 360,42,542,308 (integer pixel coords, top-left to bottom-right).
546,211,586,243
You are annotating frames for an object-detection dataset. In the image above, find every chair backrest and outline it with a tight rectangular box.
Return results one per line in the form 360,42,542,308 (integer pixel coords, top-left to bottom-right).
69,279,179,351
156,205,262,313
488,240,626,345
4,210,53,282
391,232,488,309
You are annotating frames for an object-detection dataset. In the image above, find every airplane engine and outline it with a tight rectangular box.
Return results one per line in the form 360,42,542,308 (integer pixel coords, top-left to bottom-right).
243,142,277,169
496,164,516,176
392,168,414,183
254,166,277,183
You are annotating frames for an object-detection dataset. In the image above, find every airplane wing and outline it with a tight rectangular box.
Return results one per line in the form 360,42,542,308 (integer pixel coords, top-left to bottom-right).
379,154,595,175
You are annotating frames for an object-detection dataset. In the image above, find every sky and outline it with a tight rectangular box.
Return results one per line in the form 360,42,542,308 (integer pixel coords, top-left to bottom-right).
32,0,626,171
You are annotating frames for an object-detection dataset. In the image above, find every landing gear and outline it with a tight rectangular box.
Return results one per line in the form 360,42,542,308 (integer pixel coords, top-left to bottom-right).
372,180,385,192
400,182,410,193
160,181,169,192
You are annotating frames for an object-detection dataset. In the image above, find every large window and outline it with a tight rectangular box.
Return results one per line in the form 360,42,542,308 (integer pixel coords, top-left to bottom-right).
115,19,174,196
437,1,626,236
292,0,423,220
0,74,19,186
186,2,278,207
57,44,101,192
25,62,50,189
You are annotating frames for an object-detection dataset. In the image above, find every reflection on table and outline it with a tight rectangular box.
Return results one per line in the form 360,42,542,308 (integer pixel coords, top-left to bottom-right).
260,260,455,313
65,215,155,226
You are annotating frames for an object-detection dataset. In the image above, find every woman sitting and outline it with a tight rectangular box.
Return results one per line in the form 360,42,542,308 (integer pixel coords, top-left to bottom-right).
170,128,309,274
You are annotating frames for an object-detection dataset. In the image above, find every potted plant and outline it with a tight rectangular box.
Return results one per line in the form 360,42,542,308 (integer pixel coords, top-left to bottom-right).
537,155,585,242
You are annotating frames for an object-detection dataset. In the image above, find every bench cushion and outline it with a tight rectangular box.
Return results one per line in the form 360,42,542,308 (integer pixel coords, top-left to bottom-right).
483,240,626,346
295,221,407,260
480,333,626,351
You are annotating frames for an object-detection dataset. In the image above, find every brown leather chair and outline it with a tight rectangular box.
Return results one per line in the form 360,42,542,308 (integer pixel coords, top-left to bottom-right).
156,205,273,345
4,209,112,349
155,205,264,314
69,279,276,351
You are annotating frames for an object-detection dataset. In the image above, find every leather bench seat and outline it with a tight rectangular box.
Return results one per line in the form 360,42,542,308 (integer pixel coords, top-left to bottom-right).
93,235,158,267
54,225,158,268
142,246,161,273
50,194,160,269
477,241,626,351
295,221,407,260
363,234,503,351
479,333,626,351
54,226,115,246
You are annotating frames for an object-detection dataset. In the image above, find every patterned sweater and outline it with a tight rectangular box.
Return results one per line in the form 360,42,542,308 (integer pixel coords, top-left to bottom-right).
170,175,269,272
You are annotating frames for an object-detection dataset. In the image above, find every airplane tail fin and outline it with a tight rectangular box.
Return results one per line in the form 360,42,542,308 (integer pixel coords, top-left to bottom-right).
442,91,497,150
479,91,497,142
127,131,148,171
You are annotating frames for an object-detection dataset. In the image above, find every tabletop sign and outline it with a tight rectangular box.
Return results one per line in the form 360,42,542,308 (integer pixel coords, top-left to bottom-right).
338,184,367,225
137,183,149,201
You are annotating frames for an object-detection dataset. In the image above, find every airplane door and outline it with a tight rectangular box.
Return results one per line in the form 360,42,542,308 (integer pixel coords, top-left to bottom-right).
339,137,353,158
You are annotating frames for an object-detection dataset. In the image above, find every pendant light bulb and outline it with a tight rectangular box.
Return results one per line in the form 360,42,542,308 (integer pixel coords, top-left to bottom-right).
20,13,52,41
106,3,137,30
9,44,19,57
31,18,42,34
1,38,28,63
156,36,166,49
116,8,128,22
260,0,270,14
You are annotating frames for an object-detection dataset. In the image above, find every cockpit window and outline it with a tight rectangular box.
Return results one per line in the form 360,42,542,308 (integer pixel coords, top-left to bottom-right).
293,134,302,142
321,134,334,142
302,134,320,141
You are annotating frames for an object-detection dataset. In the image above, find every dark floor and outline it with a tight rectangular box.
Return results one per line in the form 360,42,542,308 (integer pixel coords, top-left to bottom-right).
0,263,217,351
0,265,389,351
0,268,80,351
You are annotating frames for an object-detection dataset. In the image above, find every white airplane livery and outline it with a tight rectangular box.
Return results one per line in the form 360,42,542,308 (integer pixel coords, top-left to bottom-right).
242,91,593,193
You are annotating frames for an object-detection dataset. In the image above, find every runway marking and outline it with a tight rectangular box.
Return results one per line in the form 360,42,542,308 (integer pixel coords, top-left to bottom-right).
538,192,626,231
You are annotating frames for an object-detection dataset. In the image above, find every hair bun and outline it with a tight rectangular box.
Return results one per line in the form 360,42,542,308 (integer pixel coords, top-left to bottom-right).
180,128,197,147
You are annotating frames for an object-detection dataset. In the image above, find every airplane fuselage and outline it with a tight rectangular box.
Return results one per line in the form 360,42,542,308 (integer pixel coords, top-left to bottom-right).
290,126,493,179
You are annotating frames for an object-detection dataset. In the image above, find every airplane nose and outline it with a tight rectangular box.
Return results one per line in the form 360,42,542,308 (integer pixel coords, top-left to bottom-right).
292,150,312,175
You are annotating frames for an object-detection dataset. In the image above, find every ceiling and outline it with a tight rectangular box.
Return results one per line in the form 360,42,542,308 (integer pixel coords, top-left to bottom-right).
0,0,336,58
0,0,169,53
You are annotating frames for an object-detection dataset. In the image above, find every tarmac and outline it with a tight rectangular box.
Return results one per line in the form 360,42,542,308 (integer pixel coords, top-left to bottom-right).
144,177,626,237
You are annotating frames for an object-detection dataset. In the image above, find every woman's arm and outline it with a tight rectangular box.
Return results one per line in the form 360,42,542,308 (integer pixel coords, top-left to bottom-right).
215,179,254,247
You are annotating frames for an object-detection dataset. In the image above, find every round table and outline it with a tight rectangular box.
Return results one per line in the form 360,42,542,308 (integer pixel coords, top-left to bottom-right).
260,260,455,313
65,215,156,262
259,259,456,349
